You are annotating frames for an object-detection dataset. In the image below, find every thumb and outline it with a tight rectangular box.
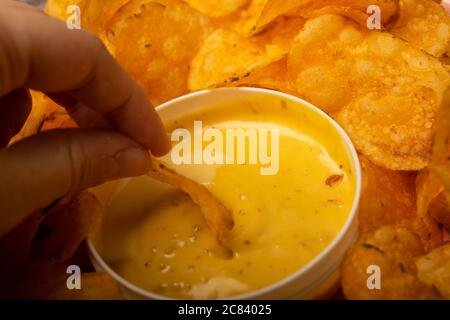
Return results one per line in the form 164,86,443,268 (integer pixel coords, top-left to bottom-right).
0,129,151,236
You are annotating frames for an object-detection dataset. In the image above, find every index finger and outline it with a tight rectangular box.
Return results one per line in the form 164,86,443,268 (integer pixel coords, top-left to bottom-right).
0,1,170,155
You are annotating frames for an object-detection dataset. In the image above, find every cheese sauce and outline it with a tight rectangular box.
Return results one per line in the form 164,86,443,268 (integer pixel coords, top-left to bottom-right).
98,96,356,299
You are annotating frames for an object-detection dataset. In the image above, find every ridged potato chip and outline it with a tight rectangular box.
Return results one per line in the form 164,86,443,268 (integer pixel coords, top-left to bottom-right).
389,0,450,58
288,14,450,170
188,29,285,91
341,225,440,299
183,0,249,18
108,0,213,105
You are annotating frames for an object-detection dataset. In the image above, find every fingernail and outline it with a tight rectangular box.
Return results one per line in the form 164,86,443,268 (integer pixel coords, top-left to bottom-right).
115,147,151,177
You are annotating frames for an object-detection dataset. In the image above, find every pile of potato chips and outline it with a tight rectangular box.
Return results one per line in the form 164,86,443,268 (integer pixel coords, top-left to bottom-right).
6,0,449,299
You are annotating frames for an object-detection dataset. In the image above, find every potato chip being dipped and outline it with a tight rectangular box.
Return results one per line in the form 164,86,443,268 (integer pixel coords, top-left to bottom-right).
147,157,234,244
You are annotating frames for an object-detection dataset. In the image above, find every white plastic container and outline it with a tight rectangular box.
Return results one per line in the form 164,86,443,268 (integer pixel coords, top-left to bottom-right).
88,87,362,300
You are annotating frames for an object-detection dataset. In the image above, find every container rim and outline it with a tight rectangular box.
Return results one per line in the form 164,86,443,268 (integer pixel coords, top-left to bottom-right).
87,87,362,300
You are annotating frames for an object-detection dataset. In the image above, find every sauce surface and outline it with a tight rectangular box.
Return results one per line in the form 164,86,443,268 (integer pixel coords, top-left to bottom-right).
98,96,356,299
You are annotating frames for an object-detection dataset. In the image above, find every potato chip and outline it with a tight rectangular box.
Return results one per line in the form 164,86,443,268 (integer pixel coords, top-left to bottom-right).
252,16,305,51
183,0,249,18
83,0,133,36
9,91,48,146
108,0,213,105
341,225,441,299
416,168,450,233
358,156,417,234
224,0,269,37
232,58,296,94
416,169,445,217
188,29,286,91
288,14,450,170
46,272,122,300
416,243,450,299
148,158,234,243
389,0,450,58
40,110,77,132
254,0,399,34
300,6,371,27
45,0,132,40
357,156,443,250
430,88,450,206
45,0,87,20
428,193,450,232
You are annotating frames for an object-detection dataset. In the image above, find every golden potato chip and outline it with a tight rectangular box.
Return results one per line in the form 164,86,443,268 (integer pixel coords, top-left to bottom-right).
357,156,442,250
45,0,87,20
83,0,133,36
148,158,234,242
416,169,444,217
416,168,450,234
46,0,132,40
416,243,450,299
358,156,417,234
225,0,269,37
40,110,77,132
429,193,450,232
288,14,450,170
254,0,399,34
341,225,440,299
252,16,305,51
9,91,48,146
300,6,371,27
389,0,450,58
46,272,122,300
287,14,357,114
108,0,213,105
188,29,286,91
430,88,450,206
183,0,249,18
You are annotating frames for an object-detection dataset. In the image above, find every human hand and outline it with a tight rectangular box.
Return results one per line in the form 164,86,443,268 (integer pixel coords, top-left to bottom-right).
0,0,170,235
